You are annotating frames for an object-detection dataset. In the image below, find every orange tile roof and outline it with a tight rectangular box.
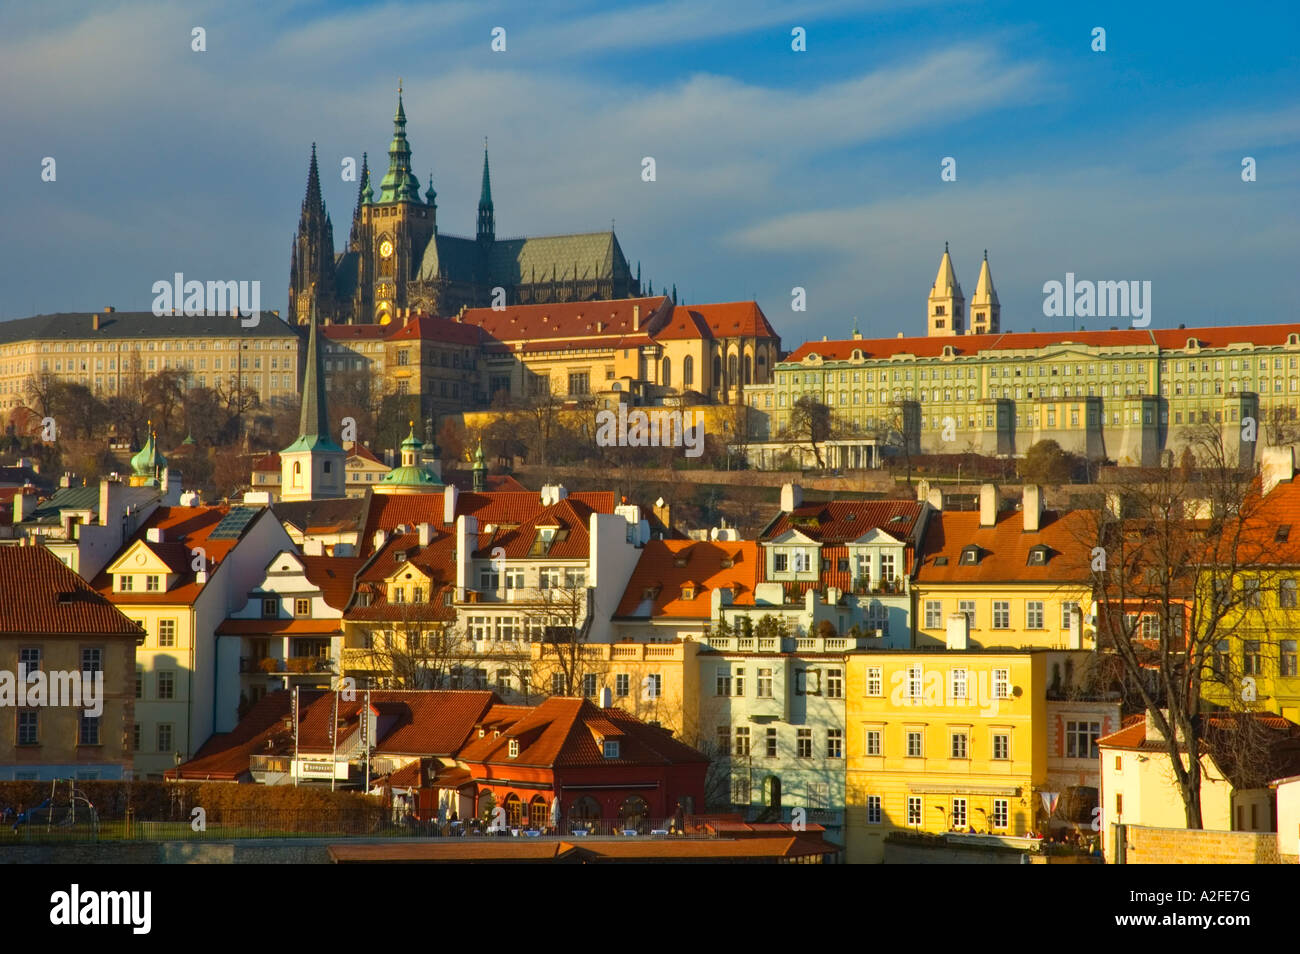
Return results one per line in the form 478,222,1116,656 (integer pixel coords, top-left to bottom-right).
321,324,388,341
0,547,144,638
664,302,779,341
386,314,484,346
461,297,671,345
300,555,366,611
173,689,502,779
252,452,280,473
615,540,759,618
92,505,267,605
785,322,1300,364
344,442,384,465
915,508,1095,585
475,497,600,560
457,698,709,768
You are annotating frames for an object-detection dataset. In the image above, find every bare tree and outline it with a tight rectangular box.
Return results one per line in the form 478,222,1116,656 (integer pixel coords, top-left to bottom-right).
523,580,596,697
1074,425,1279,828
782,395,831,469
355,597,467,690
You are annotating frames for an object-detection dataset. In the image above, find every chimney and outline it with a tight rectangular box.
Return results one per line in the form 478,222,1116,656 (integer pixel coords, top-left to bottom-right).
146,527,164,544
373,529,387,551
632,305,640,331
418,522,432,546
92,313,101,331
443,485,459,525
1262,445,1296,497
926,487,943,511
979,484,998,527
303,538,323,556
599,687,613,708
12,490,36,525
104,306,114,313
98,478,121,527
945,612,970,650
780,482,803,513
1022,484,1042,533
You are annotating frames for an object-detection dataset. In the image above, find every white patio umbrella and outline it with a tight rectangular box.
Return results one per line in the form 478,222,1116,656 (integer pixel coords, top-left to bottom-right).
550,796,562,831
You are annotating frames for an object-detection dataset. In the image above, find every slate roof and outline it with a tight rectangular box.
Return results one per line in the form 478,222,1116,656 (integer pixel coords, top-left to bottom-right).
0,311,297,343
0,547,144,638
270,497,367,535
23,484,159,526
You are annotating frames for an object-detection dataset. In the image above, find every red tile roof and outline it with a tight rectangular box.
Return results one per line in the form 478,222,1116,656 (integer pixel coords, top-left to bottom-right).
344,442,384,466
475,497,600,561
762,500,923,545
321,324,388,341
300,555,366,611
460,297,671,345
252,452,280,473
786,323,1300,364
915,508,1095,585
615,540,759,618
386,314,484,346
92,505,268,605
0,547,144,638
457,697,709,768
661,302,779,341
173,689,501,779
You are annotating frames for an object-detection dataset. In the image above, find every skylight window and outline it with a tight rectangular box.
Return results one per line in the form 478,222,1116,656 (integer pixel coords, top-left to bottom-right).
1278,525,1292,543
960,546,981,565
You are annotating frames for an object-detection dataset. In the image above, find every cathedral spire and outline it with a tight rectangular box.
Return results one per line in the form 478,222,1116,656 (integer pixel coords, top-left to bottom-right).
303,142,325,218
380,87,421,204
927,242,965,337
348,153,369,251
297,296,334,447
968,248,1000,336
477,139,495,243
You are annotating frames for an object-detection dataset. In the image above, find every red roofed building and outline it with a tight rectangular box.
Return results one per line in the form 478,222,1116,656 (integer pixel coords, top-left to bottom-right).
456,696,708,832
755,319,1300,468
93,504,295,778
0,547,145,781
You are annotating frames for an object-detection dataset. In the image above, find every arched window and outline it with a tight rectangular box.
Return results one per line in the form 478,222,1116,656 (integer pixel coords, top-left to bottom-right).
713,356,723,384
568,796,601,828
662,357,671,388
763,775,782,809
683,355,694,388
744,355,752,384
503,793,523,827
728,355,739,384
620,795,650,832
292,461,302,487
529,796,549,829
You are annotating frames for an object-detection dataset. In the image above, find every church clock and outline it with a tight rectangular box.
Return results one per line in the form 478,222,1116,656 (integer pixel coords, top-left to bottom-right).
379,239,394,258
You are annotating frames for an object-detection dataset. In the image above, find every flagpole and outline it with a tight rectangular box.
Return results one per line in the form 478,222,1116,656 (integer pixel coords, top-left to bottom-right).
330,683,339,792
364,688,372,793
292,685,300,787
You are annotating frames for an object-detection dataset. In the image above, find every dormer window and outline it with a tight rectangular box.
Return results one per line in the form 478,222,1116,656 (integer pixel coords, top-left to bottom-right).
681,585,696,601
960,546,981,565
720,558,734,569
1027,545,1050,566
118,575,134,592
508,739,519,758
262,598,277,618
603,740,620,759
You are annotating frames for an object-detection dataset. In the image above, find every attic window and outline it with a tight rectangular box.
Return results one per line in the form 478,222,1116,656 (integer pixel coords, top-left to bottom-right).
720,558,734,569
1027,545,1050,566
603,740,620,759
394,550,408,563
1278,525,1292,542
959,546,981,565
681,585,696,601
508,739,519,758
934,556,949,566
643,586,659,600
478,728,485,738
674,556,689,568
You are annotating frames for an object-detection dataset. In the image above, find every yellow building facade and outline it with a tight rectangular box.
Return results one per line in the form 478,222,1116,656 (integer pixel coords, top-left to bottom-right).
844,649,1049,863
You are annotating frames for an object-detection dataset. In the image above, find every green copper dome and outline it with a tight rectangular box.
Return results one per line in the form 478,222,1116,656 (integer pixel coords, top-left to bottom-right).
130,428,167,478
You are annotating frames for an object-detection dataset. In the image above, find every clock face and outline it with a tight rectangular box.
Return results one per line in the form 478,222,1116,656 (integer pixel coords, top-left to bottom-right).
379,240,394,259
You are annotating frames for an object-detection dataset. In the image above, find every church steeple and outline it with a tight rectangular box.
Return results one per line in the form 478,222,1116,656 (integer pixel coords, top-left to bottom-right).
289,143,336,325
472,438,487,492
281,294,346,501
477,139,495,243
348,152,369,251
968,249,1000,335
927,241,965,337
379,85,422,204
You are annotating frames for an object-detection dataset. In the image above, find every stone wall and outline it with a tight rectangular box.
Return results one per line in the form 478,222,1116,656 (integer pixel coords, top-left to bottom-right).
1118,824,1281,864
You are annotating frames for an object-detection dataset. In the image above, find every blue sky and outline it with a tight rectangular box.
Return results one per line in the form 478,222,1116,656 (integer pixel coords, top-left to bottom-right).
2,0,1297,343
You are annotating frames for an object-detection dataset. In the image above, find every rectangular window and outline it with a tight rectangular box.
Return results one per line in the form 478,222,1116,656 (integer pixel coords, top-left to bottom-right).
158,619,176,647
1061,601,1079,629
1281,640,1298,677
716,671,732,696
797,728,813,758
295,598,310,616
717,726,731,756
1026,601,1044,629
826,668,843,698
731,777,752,805
1244,640,1262,675
958,600,976,628
1281,579,1298,608
645,673,661,699
1065,720,1101,759
157,723,173,753
733,668,745,696
774,553,787,572
765,727,777,758
80,648,102,673
135,667,143,699
993,668,1010,699
119,575,134,592
866,667,882,697
551,673,565,695
951,798,967,829
581,673,597,697
906,665,922,699
907,796,922,826
615,673,630,697
992,732,1009,760
826,729,843,759
18,647,40,674
992,601,1010,629
924,600,942,629
867,795,882,825
950,668,967,702
79,715,100,746
157,671,175,700
950,731,968,759
735,727,751,756
145,575,160,592
17,710,37,745
757,668,773,698
992,798,1009,829
906,730,923,758
865,728,881,756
